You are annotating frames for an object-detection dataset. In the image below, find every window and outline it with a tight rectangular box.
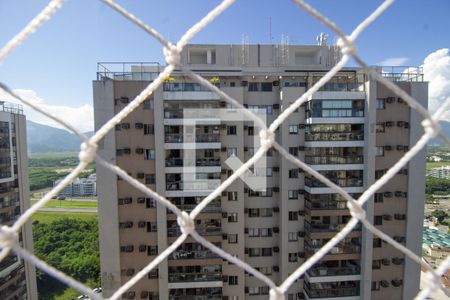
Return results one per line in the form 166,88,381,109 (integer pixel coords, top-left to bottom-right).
375,146,384,157
228,234,238,244
145,174,156,185
144,99,154,109
376,99,385,110
249,248,261,257
373,238,382,248
266,105,273,115
374,193,383,203
144,124,154,135
147,246,158,256
147,222,157,232
248,126,254,136
248,209,259,217
228,191,238,201
289,147,298,156
228,213,238,223
227,148,237,157
144,149,155,160
260,208,273,217
228,276,238,285
288,232,298,242
260,228,272,237
261,248,272,256
374,216,383,225
288,190,298,200
289,125,298,134
372,260,381,269
227,125,237,135
376,123,385,133
259,267,272,275
248,82,259,92
371,281,380,291
289,169,299,178
375,169,385,179
261,82,273,92
146,198,156,208
289,211,298,221
288,253,298,262
248,228,260,237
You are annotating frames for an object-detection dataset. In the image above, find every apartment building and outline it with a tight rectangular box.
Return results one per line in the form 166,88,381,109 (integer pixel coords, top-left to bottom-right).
0,102,37,300
55,173,97,197
426,166,450,179
93,43,427,300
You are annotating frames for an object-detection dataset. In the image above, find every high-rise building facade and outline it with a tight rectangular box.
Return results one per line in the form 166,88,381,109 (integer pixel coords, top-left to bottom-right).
0,102,37,300
93,44,427,300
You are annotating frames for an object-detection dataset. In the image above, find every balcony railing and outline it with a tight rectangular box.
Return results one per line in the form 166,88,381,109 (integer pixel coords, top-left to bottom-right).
305,199,347,210
306,242,360,255
304,285,359,298
166,158,221,167
305,132,364,142
304,221,361,233
306,108,364,118
317,82,363,92
168,226,221,237
166,180,221,191
168,273,222,283
169,249,220,260
170,296,222,300
165,134,220,143
164,109,220,119
168,202,221,213
306,265,360,277
305,156,363,165
305,177,363,188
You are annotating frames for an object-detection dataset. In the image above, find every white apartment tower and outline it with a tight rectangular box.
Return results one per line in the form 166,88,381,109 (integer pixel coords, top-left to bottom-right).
0,102,37,300
94,43,427,300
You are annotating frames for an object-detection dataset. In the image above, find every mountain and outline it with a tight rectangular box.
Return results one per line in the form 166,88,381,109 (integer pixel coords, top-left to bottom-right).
27,121,94,153
428,121,450,146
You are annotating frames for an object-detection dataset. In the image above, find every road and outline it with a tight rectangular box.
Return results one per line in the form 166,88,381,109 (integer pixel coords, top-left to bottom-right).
38,207,98,213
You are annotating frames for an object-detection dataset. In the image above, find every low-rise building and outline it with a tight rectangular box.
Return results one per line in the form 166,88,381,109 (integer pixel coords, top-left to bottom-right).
55,173,97,197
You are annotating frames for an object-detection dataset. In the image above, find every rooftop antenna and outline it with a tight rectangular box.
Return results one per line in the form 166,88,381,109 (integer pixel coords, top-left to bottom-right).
269,17,273,44
316,32,328,46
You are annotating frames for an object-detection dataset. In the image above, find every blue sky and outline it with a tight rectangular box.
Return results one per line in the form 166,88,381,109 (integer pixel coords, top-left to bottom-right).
0,0,449,131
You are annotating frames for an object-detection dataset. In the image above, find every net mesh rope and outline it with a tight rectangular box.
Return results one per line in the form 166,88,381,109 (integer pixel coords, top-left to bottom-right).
0,0,449,299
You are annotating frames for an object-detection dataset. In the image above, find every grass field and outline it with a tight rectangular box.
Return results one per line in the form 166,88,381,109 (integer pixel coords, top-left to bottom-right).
31,199,98,209
29,152,78,160
427,161,450,169
32,211,97,223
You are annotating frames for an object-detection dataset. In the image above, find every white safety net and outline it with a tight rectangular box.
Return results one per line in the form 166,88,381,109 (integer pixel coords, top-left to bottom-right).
0,1,449,299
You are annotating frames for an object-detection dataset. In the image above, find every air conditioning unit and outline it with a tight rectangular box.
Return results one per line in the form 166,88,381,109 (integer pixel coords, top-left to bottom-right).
273,227,279,233
136,148,144,154
384,192,393,198
404,122,410,129
384,145,392,151
396,145,404,151
273,80,280,87
385,121,394,127
120,97,130,104
272,103,280,109
219,101,226,108
273,187,280,192
273,266,279,272
241,81,248,87
273,167,280,172
138,245,147,252
273,207,280,212
135,122,143,129
383,214,392,221
298,124,305,129
386,97,395,103
273,246,280,253
123,148,131,154
397,97,404,103
298,146,305,151
138,221,146,228
137,173,145,179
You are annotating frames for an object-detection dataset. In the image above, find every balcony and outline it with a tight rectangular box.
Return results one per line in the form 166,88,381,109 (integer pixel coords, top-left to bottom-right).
305,240,360,256
163,83,221,101
170,296,222,300
166,180,221,191
170,249,220,260
304,220,361,233
169,273,222,283
166,158,221,167
305,156,363,165
304,281,359,299
165,133,220,143
168,201,221,214
168,219,221,237
169,287,222,300
306,260,360,282
305,199,347,210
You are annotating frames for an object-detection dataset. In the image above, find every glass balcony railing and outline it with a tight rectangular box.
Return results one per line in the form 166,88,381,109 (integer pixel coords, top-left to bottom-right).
164,82,218,92
169,249,220,260
168,273,222,283
305,132,364,142
167,202,221,213
164,109,220,119
166,180,221,191
304,221,361,233
305,156,363,165
165,134,220,143
305,242,360,255
170,296,222,300
306,264,360,277
317,82,363,92
305,199,347,210
305,177,363,188
165,158,221,167
167,226,221,237
304,285,359,298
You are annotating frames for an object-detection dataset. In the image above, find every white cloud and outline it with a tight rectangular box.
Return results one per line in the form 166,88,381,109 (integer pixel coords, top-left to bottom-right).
422,48,450,121
0,89,94,132
378,57,409,66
